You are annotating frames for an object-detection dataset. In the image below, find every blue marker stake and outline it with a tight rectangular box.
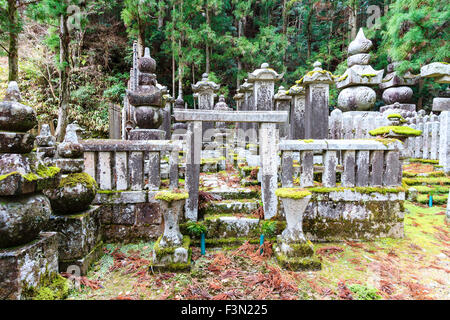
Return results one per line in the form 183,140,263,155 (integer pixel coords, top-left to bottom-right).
200,233,206,255
260,234,265,255
429,194,433,207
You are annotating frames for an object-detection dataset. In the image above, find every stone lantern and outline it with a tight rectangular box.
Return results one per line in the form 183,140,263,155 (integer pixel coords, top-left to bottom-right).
336,28,384,111
192,73,220,138
248,63,283,112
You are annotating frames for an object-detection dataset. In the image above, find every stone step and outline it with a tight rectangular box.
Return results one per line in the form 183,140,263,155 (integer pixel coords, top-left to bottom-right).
205,199,260,215
203,215,261,238
206,188,261,200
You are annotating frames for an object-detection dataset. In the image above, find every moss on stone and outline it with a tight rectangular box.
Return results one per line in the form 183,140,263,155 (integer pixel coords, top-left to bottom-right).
369,126,422,137
403,176,450,186
155,190,188,202
153,235,191,259
299,139,314,143
275,188,312,199
307,186,406,194
59,172,97,189
22,272,69,300
150,235,192,272
275,251,322,271
408,158,440,164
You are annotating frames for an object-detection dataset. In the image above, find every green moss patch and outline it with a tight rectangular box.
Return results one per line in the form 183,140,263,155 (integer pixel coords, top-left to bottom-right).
276,188,312,199
403,176,450,186
307,186,406,194
60,172,97,189
369,126,422,137
408,158,440,164
22,272,69,300
155,190,188,202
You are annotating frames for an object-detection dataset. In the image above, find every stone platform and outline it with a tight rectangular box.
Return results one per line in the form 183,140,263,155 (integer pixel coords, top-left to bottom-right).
0,232,59,300
288,190,406,241
45,206,103,275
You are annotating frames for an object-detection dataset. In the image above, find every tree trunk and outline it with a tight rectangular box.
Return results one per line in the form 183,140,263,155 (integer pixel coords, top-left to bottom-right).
55,15,71,142
205,6,210,74
178,40,183,98
236,18,243,88
349,1,358,41
137,25,145,57
7,0,18,82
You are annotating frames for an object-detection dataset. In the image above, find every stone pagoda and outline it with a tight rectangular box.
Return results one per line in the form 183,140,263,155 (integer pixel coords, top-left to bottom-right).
380,58,419,115
0,82,62,299
126,47,164,140
421,62,450,112
336,28,384,111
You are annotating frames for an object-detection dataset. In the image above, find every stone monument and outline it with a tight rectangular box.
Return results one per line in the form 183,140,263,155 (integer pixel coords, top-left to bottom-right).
274,86,292,139
127,47,165,140
336,28,384,111
192,73,220,138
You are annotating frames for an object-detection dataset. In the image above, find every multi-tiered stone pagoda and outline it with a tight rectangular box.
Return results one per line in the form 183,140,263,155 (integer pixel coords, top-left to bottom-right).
336,28,384,111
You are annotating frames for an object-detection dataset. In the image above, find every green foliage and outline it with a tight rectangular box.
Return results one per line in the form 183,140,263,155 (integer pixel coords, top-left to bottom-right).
348,284,382,300
186,221,208,237
260,220,277,237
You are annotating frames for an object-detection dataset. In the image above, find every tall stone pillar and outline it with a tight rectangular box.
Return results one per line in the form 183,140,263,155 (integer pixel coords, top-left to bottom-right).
287,84,306,139
302,61,334,139
192,73,220,140
160,90,173,140
274,86,292,139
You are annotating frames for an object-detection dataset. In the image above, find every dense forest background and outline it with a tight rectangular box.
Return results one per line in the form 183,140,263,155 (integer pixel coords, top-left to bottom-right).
0,0,448,138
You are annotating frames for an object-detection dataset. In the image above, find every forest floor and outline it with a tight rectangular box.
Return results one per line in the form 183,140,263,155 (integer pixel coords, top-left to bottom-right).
67,164,449,301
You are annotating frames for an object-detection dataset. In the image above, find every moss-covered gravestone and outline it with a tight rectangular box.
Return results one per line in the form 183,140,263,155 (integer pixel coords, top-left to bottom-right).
0,82,66,300
274,188,321,271
43,122,102,276
151,191,191,272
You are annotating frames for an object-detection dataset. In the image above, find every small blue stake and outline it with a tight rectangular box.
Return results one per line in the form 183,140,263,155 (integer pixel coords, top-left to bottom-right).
429,195,433,207
201,233,206,255
260,234,265,255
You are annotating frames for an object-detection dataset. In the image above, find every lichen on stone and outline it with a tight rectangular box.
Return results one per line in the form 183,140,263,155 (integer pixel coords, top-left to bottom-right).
59,172,97,189
275,188,312,199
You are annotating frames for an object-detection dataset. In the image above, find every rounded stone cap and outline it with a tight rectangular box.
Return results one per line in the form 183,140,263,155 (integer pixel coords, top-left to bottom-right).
202,73,209,80
174,97,184,109
4,81,22,102
261,63,269,68
138,48,156,73
348,28,373,55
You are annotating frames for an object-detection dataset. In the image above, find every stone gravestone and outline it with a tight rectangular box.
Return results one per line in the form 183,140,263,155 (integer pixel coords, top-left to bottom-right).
248,63,283,112
240,80,256,145
274,86,292,139
302,61,334,139
287,83,306,139
192,73,220,139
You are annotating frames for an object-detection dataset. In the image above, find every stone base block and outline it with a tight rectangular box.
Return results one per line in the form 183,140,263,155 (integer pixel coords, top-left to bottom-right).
380,103,416,113
59,241,104,276
0,232,59,300
274,248,322,271
45,206,102,261
433,97,450,112
150,235,191,272
129,129,165,140
204,216,260,238
279,190,406,241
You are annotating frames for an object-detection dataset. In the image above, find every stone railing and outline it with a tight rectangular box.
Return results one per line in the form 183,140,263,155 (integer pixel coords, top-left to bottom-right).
407,113,441,160
81,139,183,191
280,139,403,188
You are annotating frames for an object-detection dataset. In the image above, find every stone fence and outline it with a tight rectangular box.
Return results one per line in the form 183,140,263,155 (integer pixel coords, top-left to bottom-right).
280,139,403,188
82,139,183,191
328,109,446,164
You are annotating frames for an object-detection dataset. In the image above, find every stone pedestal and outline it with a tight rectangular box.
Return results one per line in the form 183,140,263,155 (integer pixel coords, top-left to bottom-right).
274,194,321,271
129,129,165,141
45,206,102,275
0,232,60,300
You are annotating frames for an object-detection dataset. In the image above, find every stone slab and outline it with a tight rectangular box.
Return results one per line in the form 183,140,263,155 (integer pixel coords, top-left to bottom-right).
81,139,182,152
432,97,450,112
174,110,288,123
0,232,59,300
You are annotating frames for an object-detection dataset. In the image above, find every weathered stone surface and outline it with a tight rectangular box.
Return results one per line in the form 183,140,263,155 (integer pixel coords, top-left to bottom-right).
348,28,373,55
3,81,22,102
55,159,85,174
278,196,311,243
36,124,56,147
44,173,97,215
347,53,371,67
0,232,58,300
129,129,165,140
0,131,35,153
0,101,37,133
205,217,260,238
159,199,185,247
439,111,450,174
174,110,288,123
337,86,376,111
421,62,450,78
45,206,101,260
0,194,52,248
432,97,450,112
134,106,164,129
382,86,413,104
